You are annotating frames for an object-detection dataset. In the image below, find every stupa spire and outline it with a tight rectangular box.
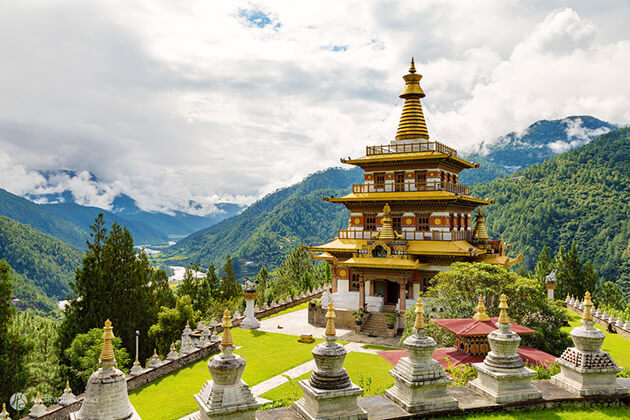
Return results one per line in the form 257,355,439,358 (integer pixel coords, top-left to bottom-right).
473,207,490,241
414,297,425,330
221,309,234,348
473,295,490,321
497,294,509,325
324,302,336,337
376,203,403,241
582,291,593,324
395,58,429,140
100,319,115,367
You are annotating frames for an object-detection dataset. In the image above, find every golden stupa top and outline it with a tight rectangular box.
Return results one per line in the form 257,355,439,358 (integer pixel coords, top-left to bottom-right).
1,403,8,419
498,294,509,324
396,58,429,141
221,309,234,347
325,302,337,337
582,291,593,322
100,319,115,363
414,297,425,330
473,207,490,241
375,203,403,241
473,295,490,321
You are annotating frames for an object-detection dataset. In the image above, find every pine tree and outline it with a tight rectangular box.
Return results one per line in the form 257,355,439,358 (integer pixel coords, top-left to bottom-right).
205,263,221,300
534,245,553,286
555,242,585,298
0,259,31,408
220,254,240,300
254,266,269,307
582,260,598,297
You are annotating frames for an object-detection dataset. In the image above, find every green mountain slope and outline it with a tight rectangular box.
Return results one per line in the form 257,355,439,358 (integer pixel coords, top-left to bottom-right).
0,188,88,249
165,167,363,275
472,127,629,290
0,215,82,301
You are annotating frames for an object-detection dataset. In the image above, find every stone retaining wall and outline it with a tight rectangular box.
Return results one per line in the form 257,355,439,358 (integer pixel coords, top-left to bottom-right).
308,303,356,329
566,302,630,341
254,291,323,319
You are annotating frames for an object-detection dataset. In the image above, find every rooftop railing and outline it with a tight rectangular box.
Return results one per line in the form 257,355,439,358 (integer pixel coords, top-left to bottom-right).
352,181,470,195
338,229,472,241
365,141,457,157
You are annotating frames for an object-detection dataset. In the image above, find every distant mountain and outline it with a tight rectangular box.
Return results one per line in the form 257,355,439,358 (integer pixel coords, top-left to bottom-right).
461,116,617,184
0,215,83,311
0,188,87,249
472,127,629,291
164,167,363,276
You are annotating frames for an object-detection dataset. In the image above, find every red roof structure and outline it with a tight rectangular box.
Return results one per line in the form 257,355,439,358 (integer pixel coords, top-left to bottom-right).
432,317,536,336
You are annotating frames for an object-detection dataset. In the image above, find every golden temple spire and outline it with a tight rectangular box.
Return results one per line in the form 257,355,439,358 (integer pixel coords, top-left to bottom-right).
395,58,429,140
221,309,234,347
414,297,425,330
1,403,9,420
100,319,115,364
582,291,593,323
325,302,337,337
498,294,509,324
473,295,490,321
473,207,490,241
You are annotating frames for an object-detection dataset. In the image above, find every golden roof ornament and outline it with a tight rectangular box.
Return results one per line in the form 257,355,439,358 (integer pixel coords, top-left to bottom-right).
0,403,9,420
221,309,234,348
100,319,116,365
473,207,490,241
377,203,403,241
325,302,337,337
414,297,425,330
582,291,593,323
498,294,509,325
396,57,429,140
473,295,490,321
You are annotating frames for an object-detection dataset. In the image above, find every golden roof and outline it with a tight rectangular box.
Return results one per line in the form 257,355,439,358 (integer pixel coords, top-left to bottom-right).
340,256,427,270
476,253,522,267
396,58,429,140
326,190,491,205
472,207,490,240
341,150,478,169
308,238,486,257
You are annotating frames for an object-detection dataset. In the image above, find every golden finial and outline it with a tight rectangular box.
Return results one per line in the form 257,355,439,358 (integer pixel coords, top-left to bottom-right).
396,58,428,140
100,319,115,363
409,57,416,74
0,403,8,419
473,295,490,321
325,302,337,337
66,380,71,390
498,294,509,324
582,291,593,322
36,391,40,400
377,203,402,241
221,309,234,347
473,207,489,241
153,348,157,356
414,297,425,330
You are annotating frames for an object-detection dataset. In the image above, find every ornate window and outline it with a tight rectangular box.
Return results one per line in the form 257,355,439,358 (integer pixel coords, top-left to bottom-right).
372,245,388,258
416,213,430,231
375,173,385,191
392,214,402,233
350,274,360,292
365,213,376,231
415,171,426,189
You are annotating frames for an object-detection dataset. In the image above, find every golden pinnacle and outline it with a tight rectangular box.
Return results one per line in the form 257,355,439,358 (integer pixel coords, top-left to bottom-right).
153,348,157,356
414,297,425,330
325,302,337,337
409,57,416,74
498,294,509,324
221,309,234,347
473,295,490,321
582,291,593,322
100,319,115,363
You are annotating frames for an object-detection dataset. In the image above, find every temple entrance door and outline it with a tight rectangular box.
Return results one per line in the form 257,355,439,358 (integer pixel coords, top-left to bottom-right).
385,281,399,304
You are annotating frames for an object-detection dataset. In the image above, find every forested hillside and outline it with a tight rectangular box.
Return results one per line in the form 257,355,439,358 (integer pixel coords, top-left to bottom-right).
0,215,82,309
0,188,87,249
473,127,629,291
164,167,363,275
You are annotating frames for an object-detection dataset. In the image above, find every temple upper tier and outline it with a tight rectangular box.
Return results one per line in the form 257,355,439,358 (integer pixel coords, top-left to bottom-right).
306,59,521,319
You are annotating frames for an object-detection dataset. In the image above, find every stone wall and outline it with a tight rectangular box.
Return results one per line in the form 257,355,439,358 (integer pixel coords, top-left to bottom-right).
308,303,356,329
255,291,323,320
566,302,630,341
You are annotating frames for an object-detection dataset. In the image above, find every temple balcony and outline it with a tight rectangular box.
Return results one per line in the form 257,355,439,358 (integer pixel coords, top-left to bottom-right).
352,181,470,195
338,229,472,241
365,140,457,157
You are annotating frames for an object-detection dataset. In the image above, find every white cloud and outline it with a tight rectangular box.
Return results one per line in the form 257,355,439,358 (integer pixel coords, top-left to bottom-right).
0,1,629,213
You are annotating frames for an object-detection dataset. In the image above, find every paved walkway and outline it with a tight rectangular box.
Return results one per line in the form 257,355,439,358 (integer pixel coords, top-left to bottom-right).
257,308,352,337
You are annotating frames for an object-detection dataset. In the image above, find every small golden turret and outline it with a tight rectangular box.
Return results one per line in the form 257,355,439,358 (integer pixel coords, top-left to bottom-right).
100,319,115,365
1,402,9,420
377,203,403,241
414,297,425,330
473,207,490,241
473,295,490,321
325,302,337,337
582,291,593,322
498,294,509,324
221,309,234,348
396,58,429,140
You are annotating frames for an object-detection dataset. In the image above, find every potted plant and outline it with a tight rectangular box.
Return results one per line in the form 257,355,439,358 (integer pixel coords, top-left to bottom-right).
352,307,366,325
385,311,398,329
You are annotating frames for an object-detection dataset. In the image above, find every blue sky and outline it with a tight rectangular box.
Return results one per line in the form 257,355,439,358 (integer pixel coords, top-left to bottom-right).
0,1,629,214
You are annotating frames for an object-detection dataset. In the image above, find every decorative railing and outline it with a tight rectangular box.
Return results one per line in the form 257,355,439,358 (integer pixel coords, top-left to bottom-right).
338,229,472,241
352,181,469,195
365,141,457,157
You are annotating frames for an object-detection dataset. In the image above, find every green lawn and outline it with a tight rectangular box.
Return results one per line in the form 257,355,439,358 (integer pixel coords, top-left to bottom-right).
562,311,629,369
262,301,309,319
260,351,395,401
447,404,630,419
129,328,323,420
362,344,399,351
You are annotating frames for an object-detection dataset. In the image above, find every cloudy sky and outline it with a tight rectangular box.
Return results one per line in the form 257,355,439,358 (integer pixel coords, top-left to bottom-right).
1,0,629,214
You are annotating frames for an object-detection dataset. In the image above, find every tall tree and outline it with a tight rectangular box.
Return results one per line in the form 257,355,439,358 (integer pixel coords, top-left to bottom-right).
254,266,269,307
534,245,553,286
0,260,31,410
206,263,221,300
595,281,626,311
273,247,316,297
220,255,241,300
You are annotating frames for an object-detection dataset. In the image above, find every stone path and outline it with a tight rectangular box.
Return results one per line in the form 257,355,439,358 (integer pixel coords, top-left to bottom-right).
257,308,352,337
